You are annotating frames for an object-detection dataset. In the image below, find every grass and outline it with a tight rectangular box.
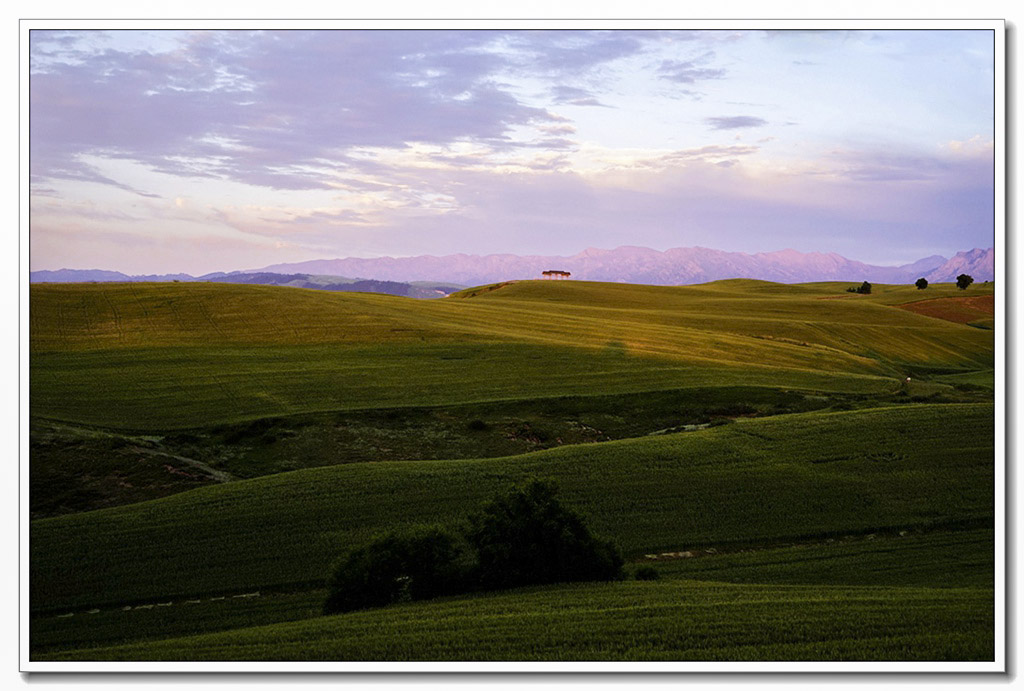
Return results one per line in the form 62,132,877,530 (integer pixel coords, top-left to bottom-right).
29,278,996,662
31,343,898,431
30,526,991,658
36,580,993,661
646,527,993,589
31,280,993,430
41,384,983,516
30,403,993,615
31,590,323,658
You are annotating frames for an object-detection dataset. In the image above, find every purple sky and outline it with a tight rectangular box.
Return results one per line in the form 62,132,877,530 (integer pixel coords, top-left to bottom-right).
29,28,994,274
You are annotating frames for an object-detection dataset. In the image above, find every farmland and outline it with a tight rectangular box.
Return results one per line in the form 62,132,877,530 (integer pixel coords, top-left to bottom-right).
28,279,996,662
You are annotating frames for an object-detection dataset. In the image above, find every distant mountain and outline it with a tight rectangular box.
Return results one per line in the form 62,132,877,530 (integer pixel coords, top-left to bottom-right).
29,269,195,283
924,248,995,283
28,269,465,299
30,245,995,292
256,246,991,286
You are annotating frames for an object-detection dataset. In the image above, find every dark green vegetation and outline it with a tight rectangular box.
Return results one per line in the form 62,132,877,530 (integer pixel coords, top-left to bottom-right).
30,279,996,662
324,525,470,615
41,581,991,662
32,386,864,517
466,478,623,590
322,479,623,614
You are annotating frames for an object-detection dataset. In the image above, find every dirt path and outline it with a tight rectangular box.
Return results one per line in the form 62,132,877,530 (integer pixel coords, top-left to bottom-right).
130,447,236,483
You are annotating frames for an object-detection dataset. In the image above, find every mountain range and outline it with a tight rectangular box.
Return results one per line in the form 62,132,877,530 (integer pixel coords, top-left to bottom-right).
255,246,994,287
27,270,465,299
31,246,994,293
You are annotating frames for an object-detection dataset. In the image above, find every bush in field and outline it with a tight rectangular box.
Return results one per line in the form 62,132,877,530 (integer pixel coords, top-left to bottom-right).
465,478,624,590
323,525,468,614
324,478,624,615
957,274,974,290
915,278,928,290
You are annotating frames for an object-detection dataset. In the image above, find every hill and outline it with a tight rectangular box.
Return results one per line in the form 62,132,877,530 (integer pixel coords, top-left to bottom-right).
30,403,993,613
30,403,994,660
28,269,464,299
30,280,993,430
28,277,996,662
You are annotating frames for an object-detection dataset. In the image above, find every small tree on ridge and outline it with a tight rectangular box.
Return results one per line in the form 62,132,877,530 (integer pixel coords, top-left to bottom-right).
915,277,928,290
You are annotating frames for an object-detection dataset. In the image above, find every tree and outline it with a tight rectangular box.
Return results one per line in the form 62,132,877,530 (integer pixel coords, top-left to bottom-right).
915,278,928,290
856,281,872,295
465,478,623,590
323,525,468,614
956,274,974,290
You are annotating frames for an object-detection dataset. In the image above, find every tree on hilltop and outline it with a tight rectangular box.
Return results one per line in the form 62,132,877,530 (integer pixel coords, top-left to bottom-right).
915,277,928,290
956,274,974,290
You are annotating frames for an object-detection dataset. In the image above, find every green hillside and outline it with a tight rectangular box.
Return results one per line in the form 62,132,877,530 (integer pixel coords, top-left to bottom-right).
31,280,992,429
31,403,993,614
29,278,996,662
39,580,993,662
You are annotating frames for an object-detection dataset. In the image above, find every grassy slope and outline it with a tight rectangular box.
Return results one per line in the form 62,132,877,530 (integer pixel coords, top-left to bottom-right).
29,279,996,662
40,580,993,662
31,527,992,658
31,280,992,429
31,403,993,614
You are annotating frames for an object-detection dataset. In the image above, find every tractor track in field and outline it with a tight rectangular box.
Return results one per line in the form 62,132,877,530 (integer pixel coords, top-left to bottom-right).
104,292,126,344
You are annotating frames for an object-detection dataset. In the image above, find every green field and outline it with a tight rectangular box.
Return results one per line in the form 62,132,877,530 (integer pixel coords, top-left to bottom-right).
40,580,992,662
31,280,992,429
29,279,996,662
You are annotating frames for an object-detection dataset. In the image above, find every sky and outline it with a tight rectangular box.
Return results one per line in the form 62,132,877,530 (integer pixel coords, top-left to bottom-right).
28,28,995,274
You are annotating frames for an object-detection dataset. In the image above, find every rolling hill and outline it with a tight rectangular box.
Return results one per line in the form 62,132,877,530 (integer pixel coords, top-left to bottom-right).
28,277,997,662
30,279,993,430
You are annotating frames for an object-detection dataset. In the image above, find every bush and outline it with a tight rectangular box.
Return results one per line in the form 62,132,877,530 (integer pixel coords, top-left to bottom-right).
323,478,625,615
915,277,928,290
634,566,660,581
323,525,468,614
467,419,489,431
957,273,974,290
465,478,624,590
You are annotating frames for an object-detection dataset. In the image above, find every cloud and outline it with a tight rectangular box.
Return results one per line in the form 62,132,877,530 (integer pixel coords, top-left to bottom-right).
657,52,726,84
704,116,769,130
549,85,612,107
30,30,571,192
637,145,760,169
500,30,649,76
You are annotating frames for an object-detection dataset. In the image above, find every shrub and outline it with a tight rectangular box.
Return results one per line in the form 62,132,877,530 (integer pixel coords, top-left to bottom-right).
957,273,974,290
915,277,928,290
323,525,468,614
467,419,489,431
465,478,624,590
323,478,625,615
634,566,660,581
